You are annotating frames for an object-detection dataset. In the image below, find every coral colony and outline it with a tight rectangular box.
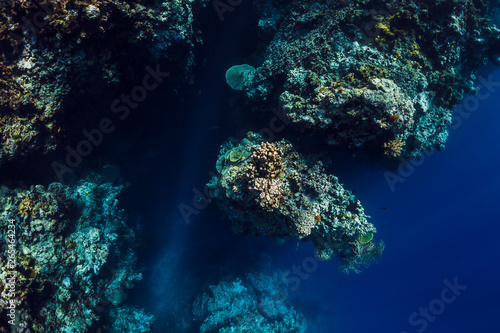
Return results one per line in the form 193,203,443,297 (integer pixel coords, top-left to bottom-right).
207,133,384,273
1,0,500,331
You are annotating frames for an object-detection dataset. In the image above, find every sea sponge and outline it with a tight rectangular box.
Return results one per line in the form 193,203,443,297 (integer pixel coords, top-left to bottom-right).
225,64,255,90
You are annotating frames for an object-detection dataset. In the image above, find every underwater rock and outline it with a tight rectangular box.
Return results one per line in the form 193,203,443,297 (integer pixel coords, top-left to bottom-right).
240,0,500,159
0,0,207,166
208,133,384,273
193,271,307,332
0,175,153,332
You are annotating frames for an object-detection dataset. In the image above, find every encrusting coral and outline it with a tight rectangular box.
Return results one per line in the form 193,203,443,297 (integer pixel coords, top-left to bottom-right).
208,132,384,273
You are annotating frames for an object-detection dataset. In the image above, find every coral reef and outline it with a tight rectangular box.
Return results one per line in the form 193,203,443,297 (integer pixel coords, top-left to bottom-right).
0,0,207,166
109,306,155,333
208,133,384,273
193,271,307,332
0,174,153,332
236,0,500,158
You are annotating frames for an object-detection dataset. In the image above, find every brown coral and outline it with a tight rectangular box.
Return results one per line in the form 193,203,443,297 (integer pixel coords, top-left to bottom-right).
245,142,287,211
249,178,284,211
383,137,405,157
248,142,284,179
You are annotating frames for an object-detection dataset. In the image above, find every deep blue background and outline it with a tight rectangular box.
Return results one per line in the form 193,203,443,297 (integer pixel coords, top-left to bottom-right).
114,6,500,333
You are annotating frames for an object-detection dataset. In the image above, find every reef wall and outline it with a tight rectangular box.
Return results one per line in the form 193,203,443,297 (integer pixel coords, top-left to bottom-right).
0,0,207,166
0,174,153,332
235,0,500,158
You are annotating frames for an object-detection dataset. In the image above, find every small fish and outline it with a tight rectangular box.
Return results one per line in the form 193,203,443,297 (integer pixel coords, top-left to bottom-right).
381,207,387,210
209,126,219,131
296,242,300,250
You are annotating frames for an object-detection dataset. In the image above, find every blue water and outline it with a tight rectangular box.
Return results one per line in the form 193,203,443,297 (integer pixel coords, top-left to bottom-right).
299,66,500,333
111,8,500,333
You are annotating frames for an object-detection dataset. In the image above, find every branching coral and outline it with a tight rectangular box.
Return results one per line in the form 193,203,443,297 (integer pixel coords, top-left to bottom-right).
225,64,256,90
